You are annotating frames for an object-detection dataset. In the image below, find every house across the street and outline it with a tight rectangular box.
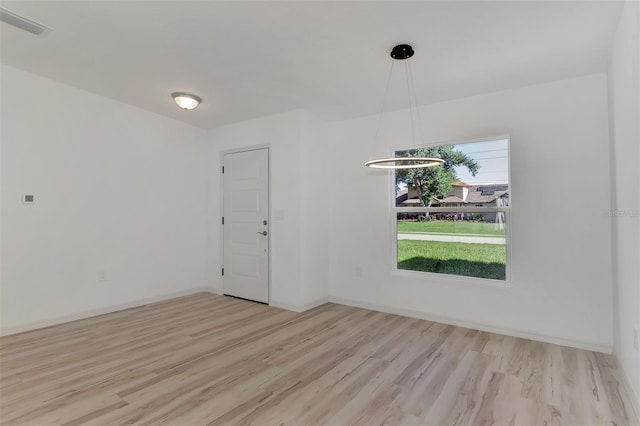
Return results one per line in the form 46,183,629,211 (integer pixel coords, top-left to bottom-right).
396,181,509,221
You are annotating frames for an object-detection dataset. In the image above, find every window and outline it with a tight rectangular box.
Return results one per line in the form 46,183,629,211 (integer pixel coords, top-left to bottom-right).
394,137,510,281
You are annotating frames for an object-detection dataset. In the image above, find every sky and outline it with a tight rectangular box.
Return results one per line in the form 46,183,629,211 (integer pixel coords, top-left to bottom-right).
451,138,509,185
394,137,509,192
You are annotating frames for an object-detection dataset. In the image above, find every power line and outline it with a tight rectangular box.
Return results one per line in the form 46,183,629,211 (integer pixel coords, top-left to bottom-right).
460,170,508,174
471,156,508,161
457,148,508,155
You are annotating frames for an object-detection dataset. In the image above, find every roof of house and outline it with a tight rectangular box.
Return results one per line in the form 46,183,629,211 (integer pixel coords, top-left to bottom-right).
396,184,509,206
463,189,508,204
439,195,465,203
396,189,409,204
444,184,509,204
400,198,423,204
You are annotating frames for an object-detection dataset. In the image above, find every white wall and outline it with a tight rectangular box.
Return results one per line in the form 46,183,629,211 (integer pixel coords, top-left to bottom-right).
207,109,329,310
0,54,621,367
299,112,329,306
0,65,209,333
0,44,626,391
327,74,613,352
608,0,640,415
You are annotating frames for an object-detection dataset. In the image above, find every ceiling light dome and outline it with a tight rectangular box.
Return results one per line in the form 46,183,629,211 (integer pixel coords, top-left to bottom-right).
172,92,201,110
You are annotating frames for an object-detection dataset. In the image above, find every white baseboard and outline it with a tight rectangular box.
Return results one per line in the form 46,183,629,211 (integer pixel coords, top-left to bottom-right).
0,287,216,337
328,296,613,354
270,297,329,313
2,288,612,355
614,351,640,423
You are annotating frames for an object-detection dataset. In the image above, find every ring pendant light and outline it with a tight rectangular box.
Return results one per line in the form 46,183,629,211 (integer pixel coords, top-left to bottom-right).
364,157,443,169
364,44,444,170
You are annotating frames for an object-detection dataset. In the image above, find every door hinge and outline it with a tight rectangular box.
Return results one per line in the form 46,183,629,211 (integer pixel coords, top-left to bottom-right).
222,166,225,174
221,268,224,276
222,216,224,225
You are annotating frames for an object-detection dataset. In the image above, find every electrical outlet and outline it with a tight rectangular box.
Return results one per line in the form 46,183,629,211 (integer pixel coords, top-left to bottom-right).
98,271,107,282
634,328,639,352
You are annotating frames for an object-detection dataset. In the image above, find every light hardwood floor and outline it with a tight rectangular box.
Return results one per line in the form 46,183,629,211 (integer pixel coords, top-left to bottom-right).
1,293,637,425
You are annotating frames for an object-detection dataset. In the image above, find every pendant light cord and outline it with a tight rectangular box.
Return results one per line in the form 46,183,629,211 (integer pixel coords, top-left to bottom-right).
365,44,442,170
404,58,417,148
373,59,396,154
407,57,425,149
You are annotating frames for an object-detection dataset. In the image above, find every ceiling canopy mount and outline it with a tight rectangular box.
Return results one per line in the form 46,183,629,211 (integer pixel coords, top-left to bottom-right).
390,44,414,60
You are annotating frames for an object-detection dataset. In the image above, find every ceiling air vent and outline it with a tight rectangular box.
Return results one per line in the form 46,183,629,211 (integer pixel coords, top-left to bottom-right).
0,8,50,36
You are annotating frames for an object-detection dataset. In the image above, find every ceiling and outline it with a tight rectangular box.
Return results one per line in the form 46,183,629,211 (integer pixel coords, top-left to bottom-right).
0,1,623,130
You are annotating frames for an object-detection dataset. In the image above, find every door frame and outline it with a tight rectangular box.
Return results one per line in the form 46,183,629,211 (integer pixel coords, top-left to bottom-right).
220,144,271,304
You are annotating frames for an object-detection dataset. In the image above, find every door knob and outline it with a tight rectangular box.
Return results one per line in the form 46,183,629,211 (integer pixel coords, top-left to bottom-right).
257,231,267,236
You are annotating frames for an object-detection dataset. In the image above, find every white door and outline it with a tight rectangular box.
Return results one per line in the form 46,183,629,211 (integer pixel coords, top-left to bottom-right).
222,148,269,303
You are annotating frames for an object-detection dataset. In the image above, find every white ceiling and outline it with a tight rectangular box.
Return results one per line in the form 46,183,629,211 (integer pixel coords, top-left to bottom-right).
0,1,623,129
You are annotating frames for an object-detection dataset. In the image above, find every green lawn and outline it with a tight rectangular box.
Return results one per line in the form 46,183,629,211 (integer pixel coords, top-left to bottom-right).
397,240,506,280
397,220,505,236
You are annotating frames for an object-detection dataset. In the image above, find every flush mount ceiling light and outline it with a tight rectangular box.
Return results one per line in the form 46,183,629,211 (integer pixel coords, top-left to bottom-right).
172,92,201,110
364,44,444,170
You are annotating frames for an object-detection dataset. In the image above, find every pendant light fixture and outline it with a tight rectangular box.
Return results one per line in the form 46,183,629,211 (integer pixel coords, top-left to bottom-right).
364,44,443,170
172,92,202,110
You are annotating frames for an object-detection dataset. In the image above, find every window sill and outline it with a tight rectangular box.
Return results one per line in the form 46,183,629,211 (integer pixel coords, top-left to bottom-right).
391,267,514,289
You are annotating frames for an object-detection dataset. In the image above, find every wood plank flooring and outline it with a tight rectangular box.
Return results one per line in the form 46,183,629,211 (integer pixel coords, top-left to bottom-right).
1,293,637,425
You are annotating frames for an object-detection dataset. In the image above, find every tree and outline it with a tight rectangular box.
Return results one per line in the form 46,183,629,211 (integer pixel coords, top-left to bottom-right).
396,145,479,207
